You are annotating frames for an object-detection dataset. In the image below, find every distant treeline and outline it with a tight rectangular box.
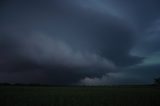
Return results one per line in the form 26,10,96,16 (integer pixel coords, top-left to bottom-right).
0,83,50,86
0,83,78,87
0,83,159,87
0,83,92,87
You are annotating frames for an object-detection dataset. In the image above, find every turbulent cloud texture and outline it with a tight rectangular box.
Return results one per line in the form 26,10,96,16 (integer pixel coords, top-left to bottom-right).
0,0,160,85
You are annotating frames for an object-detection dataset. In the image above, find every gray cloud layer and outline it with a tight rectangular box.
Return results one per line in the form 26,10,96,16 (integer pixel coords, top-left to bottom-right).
0,0,160,85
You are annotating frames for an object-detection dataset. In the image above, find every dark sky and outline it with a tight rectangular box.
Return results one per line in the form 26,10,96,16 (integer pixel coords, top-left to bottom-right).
0,0,160,85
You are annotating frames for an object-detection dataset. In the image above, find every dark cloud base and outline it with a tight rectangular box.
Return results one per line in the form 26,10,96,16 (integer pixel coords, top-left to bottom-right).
0,0,160,85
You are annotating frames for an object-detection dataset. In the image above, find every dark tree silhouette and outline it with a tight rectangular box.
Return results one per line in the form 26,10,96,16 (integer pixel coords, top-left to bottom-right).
154,77,160,86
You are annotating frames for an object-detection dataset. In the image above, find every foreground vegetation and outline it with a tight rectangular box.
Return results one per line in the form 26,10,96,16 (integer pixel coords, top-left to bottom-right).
0,86,160,106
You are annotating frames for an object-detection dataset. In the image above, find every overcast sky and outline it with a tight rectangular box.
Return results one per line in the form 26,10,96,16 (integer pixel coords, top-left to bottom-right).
0,0,160,85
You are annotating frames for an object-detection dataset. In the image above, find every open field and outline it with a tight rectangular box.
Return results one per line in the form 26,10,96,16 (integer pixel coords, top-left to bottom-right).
0,86,160,106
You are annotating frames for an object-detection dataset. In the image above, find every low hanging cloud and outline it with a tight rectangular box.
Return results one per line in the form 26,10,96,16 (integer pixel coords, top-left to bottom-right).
80,52,160,85
19,33,116,70
0,32,117,84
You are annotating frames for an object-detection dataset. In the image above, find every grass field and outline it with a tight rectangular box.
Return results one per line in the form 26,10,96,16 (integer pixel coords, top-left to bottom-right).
0,86,160,106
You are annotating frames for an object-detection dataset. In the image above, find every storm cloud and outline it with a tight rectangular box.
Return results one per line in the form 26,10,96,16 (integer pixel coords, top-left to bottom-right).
0,0,160,85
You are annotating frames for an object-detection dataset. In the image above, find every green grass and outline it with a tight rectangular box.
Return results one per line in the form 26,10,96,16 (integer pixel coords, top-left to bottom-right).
0,86,160,106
